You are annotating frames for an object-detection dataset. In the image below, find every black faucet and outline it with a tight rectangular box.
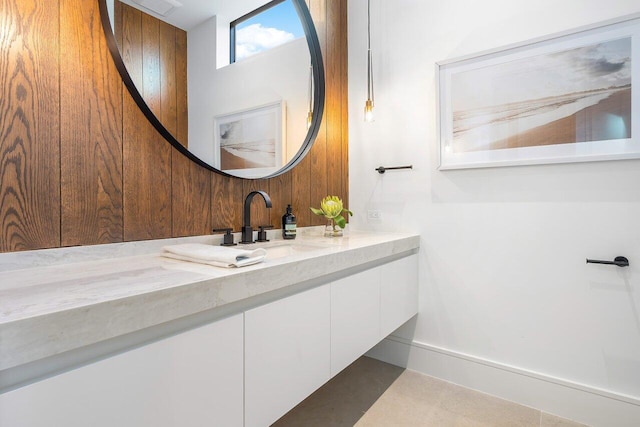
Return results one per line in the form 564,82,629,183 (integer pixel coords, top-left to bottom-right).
241,190,272,243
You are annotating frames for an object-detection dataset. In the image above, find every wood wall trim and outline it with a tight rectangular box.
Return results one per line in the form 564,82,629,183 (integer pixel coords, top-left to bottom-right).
0,0,347,253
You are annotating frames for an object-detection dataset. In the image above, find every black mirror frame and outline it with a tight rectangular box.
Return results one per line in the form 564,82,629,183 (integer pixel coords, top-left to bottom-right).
98,0,325,178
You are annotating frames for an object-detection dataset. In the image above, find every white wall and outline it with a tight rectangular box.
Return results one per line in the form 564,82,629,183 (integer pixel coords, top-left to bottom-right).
188,19,310,166
348,1,640,425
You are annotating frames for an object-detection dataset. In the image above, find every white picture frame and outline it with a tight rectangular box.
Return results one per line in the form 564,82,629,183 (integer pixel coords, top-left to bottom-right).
437,15,640,170
213,101,287,178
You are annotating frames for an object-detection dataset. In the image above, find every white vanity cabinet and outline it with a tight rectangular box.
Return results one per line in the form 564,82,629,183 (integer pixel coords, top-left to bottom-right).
244,285,331,427
0,313,244,427
330,253,419,377
380,254,419,337
245,254,419,426
330,267,381,376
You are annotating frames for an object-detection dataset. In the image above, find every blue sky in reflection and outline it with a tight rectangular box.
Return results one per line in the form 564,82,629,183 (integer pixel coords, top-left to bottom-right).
235,0,304,61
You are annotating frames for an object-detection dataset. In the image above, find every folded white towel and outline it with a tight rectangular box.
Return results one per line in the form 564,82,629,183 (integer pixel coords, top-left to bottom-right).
161,243,267,268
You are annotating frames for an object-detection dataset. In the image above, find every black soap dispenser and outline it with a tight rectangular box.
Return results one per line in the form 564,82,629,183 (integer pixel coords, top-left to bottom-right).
282,204,297,240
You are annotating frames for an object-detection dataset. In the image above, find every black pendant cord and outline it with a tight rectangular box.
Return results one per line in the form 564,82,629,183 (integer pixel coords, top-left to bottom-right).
366,0,374,104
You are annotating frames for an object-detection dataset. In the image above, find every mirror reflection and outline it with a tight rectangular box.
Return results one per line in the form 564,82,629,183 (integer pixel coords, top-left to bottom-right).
102,0,322,178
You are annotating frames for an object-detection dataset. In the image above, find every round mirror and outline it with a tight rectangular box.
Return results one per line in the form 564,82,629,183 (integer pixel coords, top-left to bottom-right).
99,0,324,178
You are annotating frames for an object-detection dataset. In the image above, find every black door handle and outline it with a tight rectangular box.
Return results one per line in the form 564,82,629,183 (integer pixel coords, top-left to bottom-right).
586,256,629,267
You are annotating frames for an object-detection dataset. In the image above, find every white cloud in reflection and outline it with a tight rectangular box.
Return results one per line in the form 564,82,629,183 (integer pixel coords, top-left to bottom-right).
236,23,295,60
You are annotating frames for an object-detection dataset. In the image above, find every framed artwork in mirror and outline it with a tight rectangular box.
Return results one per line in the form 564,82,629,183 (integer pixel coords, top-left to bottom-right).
437,15,640,170
213,101,287,178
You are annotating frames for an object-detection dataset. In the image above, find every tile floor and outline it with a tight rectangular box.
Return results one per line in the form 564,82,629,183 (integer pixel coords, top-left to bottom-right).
273,356,587,427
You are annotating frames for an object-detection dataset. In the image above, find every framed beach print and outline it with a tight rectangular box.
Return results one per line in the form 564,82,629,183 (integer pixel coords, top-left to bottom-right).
214,101,286,178
437,15,640,170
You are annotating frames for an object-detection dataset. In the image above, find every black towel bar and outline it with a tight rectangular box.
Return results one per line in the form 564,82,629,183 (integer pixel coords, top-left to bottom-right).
375,165,413,174
586,256,629,267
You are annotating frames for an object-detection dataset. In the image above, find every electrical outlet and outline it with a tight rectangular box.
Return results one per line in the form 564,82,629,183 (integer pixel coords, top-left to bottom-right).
367,210,381,220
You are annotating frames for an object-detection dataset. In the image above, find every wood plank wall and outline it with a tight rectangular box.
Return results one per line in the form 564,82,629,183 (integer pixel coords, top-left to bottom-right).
0,0,347,253
117,2,188,149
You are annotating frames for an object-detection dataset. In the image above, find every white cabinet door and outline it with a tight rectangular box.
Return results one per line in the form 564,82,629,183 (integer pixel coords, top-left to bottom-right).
380,254,419,338
330,267,381,377
0,313,244,427
245,285,331,427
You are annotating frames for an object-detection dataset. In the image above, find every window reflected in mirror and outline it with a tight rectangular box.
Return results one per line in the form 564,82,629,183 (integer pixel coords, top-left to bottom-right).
230,0,305,63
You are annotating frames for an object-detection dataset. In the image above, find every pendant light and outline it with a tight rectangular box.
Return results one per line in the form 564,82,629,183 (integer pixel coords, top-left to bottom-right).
364,0,374,122
307,64,314,129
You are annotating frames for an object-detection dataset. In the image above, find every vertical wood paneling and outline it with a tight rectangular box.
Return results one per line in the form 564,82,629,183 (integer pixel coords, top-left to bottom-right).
121,3,171,241
326,0,344,198
141,13,160,113
211,175,243,232
121,5,142,88
114,0,122,46
0,0,347,253
171,150,211,237
0,0,60,252
159,21,177,136
120,2,187,146
175,30,188,146
339,0,349,208
269,172,292,230
308,0,328,225
123,91,172,241
60,0,123,246
291,155,312,227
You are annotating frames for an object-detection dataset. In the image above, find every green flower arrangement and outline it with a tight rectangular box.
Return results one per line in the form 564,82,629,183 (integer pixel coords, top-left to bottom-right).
310,196,353,235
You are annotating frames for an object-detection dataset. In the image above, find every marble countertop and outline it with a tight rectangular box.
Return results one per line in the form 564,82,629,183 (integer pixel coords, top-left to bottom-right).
0,228,419,372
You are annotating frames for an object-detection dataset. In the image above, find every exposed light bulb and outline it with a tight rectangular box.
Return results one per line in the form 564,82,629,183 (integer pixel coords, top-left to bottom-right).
307,64,314,129
364,0,375,123
364,99,374,122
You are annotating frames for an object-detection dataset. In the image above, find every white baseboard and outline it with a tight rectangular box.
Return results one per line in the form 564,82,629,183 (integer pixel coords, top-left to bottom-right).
366,336,640,427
